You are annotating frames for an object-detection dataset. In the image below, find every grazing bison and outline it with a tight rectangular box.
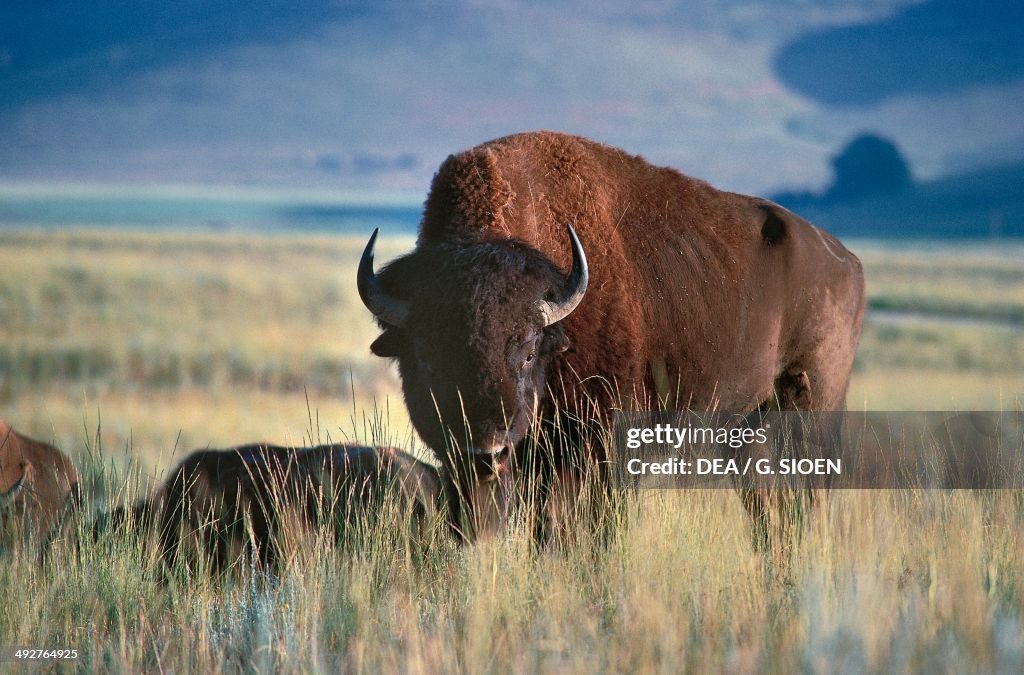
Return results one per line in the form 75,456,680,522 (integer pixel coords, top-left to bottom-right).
357,130,865,543
0,421,80,547
100,443,440,572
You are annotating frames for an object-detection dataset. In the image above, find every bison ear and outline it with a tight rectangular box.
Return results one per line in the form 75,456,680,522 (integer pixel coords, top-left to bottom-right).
370,329,405,358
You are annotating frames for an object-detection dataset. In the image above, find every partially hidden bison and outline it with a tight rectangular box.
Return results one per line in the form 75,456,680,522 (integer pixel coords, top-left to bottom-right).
357,130,865,544
0,420,80,548
99,443,440,573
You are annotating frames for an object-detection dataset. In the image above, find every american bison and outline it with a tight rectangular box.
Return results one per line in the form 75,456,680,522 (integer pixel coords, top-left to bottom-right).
99,442,440,573
0,421,80,548
357,130,865,543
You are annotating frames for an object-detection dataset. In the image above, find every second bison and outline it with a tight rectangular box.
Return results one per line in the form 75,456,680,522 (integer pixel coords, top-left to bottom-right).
1,420,79,549
100,442,441,573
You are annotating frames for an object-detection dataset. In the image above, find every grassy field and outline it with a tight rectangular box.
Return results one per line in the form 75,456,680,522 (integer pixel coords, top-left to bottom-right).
1,230,1023,672
0,230,420,481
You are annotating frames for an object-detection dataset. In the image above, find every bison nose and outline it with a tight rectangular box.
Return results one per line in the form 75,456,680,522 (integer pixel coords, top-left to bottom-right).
469,430,512,456
469,442,508,456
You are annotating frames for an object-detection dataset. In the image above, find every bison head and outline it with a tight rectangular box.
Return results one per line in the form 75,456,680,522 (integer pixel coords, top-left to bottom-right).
358,226,588,471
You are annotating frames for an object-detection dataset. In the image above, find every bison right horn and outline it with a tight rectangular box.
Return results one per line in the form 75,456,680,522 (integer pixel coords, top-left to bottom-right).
0,462,28,505
538,224,589,326
357,228,410,328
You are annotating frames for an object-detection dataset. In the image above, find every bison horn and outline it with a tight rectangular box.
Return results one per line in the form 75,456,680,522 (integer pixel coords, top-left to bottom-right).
357,228,410,327
0,464,28,505
539,224,589,326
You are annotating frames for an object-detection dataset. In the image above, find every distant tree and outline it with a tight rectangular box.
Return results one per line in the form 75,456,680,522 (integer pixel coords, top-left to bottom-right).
824,133,913,203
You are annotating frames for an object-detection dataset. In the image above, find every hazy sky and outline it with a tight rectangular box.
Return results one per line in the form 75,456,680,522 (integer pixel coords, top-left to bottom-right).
1,0,1021,197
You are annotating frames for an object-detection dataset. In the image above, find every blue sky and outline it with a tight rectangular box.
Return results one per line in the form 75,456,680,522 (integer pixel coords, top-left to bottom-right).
1,0,1021,197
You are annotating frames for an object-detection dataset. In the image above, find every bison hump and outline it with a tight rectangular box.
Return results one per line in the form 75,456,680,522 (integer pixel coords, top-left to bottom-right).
421,148,515,241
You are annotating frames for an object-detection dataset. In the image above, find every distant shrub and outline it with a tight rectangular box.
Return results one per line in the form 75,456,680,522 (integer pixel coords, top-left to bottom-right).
824,133,913,203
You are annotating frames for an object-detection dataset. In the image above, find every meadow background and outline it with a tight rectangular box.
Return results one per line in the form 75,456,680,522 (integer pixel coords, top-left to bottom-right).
2,230,1023,477
1,227,1023,672
3,0,1023,671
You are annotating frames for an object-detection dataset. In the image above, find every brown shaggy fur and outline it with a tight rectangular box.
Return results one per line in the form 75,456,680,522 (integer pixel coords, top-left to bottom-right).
371,131,865,543
0,420,79,547
422,131,864,414
99,443,440,573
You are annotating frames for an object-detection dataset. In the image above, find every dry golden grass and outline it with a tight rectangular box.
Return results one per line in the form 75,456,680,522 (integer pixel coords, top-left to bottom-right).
1,229,1023,673
853,240,1024,321
847,370,1024,411
0,229,419,476
7,488,1024,672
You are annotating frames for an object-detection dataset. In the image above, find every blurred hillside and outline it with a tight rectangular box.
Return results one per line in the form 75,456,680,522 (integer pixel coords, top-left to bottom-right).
772,134,1024,238
3,1,1022,197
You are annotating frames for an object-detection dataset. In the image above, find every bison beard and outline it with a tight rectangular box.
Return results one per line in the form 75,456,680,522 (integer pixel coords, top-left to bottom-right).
359,130,865,547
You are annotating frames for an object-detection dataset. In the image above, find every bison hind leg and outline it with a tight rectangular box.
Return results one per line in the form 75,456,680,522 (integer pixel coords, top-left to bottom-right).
741,369,815,556
769,369,812,411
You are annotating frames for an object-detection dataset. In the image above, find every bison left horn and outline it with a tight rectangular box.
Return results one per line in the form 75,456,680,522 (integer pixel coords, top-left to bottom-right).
0,463,28,505
538,224,589,326
357,228,410,327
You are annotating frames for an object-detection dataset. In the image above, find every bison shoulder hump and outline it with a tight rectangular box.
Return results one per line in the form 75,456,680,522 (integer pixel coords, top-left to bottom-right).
421,149,515,240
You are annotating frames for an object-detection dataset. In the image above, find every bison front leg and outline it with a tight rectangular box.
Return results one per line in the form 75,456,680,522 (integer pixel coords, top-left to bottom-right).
531,468,583,550
539,467,618,550
527,445,618,551
440,456,514,544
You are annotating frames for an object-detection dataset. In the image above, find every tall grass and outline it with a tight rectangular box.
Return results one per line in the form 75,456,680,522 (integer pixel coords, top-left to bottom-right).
6,460,1024,672
0,230,417,475
1,230,1023,672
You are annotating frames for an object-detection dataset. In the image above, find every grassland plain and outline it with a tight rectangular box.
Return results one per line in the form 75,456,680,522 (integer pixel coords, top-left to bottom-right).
1,229,1023,673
